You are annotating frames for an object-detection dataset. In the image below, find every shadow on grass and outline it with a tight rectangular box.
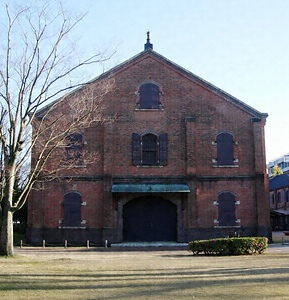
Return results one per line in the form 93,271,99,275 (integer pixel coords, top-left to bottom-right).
0,266,289,285
2,248,289,299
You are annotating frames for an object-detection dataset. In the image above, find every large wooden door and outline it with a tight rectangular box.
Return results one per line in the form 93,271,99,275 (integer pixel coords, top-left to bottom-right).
123,197,177,242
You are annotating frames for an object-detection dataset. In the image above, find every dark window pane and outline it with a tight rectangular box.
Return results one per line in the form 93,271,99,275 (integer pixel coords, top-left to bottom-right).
142,134,158,165
217,133,234,165
139,83,160,109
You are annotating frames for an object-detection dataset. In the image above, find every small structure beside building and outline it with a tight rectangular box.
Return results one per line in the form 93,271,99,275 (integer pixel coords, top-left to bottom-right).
269,173,289,231
268,154,289,231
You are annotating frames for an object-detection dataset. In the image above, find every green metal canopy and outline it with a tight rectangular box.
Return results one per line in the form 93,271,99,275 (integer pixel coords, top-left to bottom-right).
112,183,190,193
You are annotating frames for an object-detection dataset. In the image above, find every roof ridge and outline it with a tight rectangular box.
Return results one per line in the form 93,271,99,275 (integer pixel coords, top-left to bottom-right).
36,49,268,119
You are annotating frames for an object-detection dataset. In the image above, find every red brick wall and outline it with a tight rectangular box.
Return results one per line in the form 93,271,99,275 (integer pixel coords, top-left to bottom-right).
27,51,271,244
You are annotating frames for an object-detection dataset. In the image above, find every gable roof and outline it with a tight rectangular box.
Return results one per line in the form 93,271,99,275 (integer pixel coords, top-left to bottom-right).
36,48,268,119
269,173,289,190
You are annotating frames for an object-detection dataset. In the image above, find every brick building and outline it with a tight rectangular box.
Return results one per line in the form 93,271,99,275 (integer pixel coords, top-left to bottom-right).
27,35,271,245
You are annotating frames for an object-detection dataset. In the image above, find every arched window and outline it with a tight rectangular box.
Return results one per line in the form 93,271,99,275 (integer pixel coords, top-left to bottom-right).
63,192,82,227
216,132,234,165
139,83,160,109
286,190,289,203
132,132,167,166
218,192,236,226
65,132,83,161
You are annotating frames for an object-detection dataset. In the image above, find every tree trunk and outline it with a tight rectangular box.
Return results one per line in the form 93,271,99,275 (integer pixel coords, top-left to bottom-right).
0,201,14,256
0,172,16,256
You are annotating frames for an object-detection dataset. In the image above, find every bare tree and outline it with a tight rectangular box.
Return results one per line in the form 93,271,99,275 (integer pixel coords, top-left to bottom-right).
272,165,283,177
0,1,114,256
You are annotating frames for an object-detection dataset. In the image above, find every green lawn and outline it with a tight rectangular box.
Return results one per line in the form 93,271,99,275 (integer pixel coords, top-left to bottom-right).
0,246,289,299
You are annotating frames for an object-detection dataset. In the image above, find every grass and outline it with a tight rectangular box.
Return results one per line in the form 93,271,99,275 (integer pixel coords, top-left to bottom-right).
0,245,289,300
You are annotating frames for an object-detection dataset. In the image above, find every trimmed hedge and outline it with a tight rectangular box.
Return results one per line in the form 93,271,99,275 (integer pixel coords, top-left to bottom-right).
188,237,268,256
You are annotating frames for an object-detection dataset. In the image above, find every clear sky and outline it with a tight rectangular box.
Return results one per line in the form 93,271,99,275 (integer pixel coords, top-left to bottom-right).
3,0,289,163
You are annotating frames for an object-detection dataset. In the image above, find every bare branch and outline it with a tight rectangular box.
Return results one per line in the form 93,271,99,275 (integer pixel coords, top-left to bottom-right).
0,0,115,255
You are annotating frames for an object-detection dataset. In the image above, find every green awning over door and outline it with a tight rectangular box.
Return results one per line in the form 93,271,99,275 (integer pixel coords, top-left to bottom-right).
111,183,190,193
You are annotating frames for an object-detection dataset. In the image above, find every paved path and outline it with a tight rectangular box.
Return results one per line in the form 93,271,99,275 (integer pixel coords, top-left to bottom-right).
14,231,289,255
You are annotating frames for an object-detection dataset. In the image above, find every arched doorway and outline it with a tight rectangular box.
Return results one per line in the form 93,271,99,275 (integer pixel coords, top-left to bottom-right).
123,196,177,242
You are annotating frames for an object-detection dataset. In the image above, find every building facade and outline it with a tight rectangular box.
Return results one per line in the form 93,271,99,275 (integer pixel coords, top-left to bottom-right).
267,154,289,178
27,37,271,245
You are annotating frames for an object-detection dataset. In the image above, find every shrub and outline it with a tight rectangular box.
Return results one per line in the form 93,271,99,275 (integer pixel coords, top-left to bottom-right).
188,237,268,256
